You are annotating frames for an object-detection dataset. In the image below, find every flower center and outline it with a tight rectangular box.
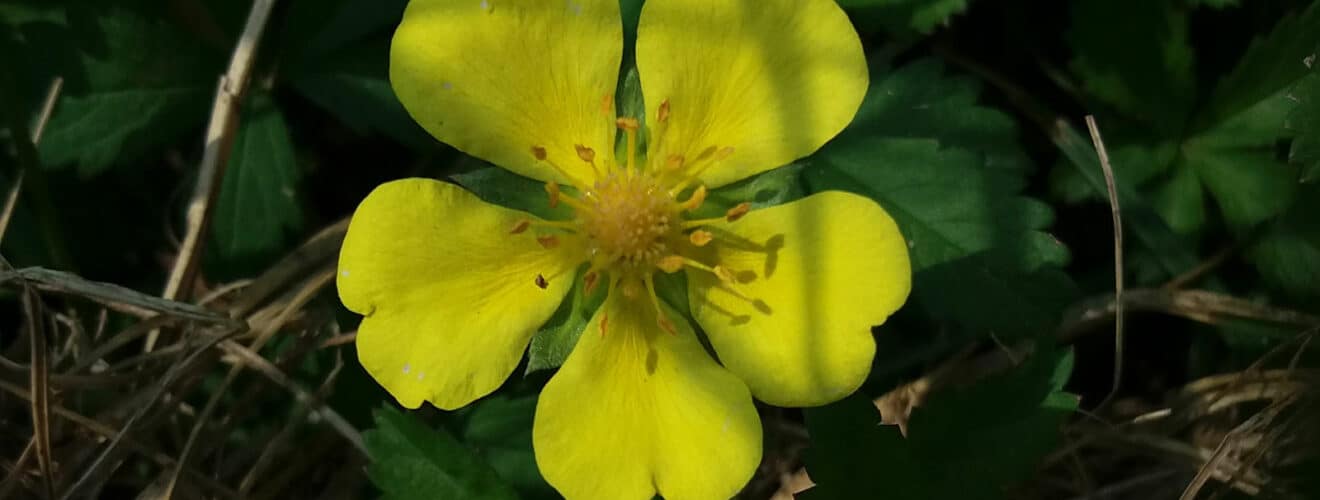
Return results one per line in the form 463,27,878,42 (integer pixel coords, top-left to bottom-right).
579,172,678,272
511,99,754,335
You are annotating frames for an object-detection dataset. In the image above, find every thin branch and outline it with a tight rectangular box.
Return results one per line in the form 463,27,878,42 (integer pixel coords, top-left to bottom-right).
0,77,62,245
1085,115,1124,412
151,0,280,351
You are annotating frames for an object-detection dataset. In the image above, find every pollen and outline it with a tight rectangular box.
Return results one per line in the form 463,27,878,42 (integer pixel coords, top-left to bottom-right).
513,107,764,335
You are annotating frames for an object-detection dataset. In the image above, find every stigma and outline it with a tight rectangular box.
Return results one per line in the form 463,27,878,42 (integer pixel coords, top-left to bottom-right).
514,98,753,336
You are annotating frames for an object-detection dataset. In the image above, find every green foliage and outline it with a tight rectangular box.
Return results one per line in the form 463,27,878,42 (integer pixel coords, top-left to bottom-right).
459,396,558,498
2,1,220,174
807,60,1077,338
365,407,520,500
1290,51,1320,181
209,94,304,269
804,348,1078,500
838,0,970,35
1055,0,1319,293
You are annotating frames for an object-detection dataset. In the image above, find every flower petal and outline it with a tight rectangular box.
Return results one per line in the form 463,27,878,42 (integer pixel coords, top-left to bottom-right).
338,179,579,410
636,0,867,188
391,0,622,184
533,296,761,500
687,192,911,407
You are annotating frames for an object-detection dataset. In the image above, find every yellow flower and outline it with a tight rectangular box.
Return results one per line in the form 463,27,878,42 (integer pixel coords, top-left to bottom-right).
337,0,912,498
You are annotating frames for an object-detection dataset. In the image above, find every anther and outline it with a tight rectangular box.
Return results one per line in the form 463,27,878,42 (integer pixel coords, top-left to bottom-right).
509,219,531,234
657,255,685,273
575,144,596,163
680,185,707,212
615,117,639,131
531,145,548,161
536,235,560,249
657,315,677,336
665,154,685,171
725,202,751,222
545,182,561,208
599,312,609,337
583,270,600,295
689,230,713,247
535,274,549,289
657,99,670,123
600,94,614,115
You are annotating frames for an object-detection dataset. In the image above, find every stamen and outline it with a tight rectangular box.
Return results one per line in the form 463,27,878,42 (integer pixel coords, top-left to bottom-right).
670,146,735,194
574,144,600,177
616,117,639,175
531,146,590,191
544,182,591,212
536,235,560,249
583,269,601,295
509,220,531,234
665,154,685,171
725,202,751,222
657,99,670,123
679,185,707,212
644,275,677,336
656,255,684,273
544,182,560,208
689,230,713,246
535,274,549,289
600,94,614,116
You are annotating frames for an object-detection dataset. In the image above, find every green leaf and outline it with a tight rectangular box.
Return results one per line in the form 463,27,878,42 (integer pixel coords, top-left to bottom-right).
210,95,303,267
461,396,556,499
7,2,220,174
805,61,1077,338
804,348,1078,500
1247,183,1320,302
289,18,432,149
1067,0,1196,135
838,0,970,35
1197,1,1320,132
1289,51,1320,182
526,271,600,373
451,166,572,221
1049,123,1203,278
365,407,520,500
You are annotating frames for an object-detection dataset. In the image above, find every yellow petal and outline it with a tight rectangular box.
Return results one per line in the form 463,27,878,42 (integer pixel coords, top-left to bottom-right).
391,0,622,185
533,296,761,500
636,0,867,188
338,179,579,410
687,192,911,407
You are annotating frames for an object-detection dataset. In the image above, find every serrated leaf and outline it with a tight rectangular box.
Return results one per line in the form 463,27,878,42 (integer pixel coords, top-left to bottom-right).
804,348,1078,500
365,407,519,500
1049,123,1203,278
7,2,220,174
1289,50,1320,182
1067,0,1196,135
210,96,303,267
1247,184,1320,302
1198,2,1320,131
805,60,1076,337
843,59,1032,174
